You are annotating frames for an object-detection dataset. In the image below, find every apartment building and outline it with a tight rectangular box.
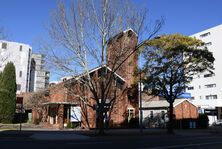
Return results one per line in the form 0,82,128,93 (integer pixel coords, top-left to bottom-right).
186,24,222,124
29,54,49,92
0,40,49,93
0,40,32,93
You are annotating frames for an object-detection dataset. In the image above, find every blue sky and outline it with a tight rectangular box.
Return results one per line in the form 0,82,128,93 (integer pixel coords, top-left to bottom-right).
0,0,221,51
0,0,56,52
0,0,221,80
146,0,222,35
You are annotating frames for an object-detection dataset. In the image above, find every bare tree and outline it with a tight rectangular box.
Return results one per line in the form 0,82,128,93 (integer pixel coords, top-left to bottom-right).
42,0,162,134
23,91,48,124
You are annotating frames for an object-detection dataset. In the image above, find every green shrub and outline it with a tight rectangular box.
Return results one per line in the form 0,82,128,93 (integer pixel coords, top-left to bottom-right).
66,122,80,129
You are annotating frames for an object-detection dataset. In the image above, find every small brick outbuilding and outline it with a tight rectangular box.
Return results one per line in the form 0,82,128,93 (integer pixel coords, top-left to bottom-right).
141,98,198,128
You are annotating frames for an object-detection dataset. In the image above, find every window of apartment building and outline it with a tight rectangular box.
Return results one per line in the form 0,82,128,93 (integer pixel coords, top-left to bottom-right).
19,71,22,77
206,95,217,100
187,86,194,90
200,32,210,38
17,84,21,91
1,42,7,49
29,48,31,57
205,84,216,88
199,85,201,89
204,73,215,78
205,42,212,46
191,97,195,100
19,45,22,51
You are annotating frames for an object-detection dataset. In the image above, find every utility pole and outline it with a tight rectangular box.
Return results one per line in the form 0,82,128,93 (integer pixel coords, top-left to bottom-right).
139,51,143,133
19,103,23,134
17,97,23,135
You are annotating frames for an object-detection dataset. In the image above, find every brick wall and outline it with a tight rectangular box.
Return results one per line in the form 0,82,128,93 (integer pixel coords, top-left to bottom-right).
106,29,138,87
46,82,67,103
34,29,140,129
174,100,198,119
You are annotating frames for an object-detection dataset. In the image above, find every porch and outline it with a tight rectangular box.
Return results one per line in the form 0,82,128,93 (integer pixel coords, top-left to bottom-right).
43,102,81,129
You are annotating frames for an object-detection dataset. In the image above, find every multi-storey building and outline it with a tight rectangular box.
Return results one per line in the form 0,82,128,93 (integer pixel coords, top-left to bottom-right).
29,54,50,92
0,40,49,93
0,40,32,93
186,24,222,124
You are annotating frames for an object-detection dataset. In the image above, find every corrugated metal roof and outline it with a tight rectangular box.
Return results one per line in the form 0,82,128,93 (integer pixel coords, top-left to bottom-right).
43,102,78,105
142,99,192,108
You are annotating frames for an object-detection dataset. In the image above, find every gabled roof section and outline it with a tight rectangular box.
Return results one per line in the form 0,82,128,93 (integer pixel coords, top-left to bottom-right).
106,28,138,44
77,64,126,82
104,65,126,82
173,99,187,107
142,99,197,108
123,28,138,37
62,64,126,85
174,99,198,108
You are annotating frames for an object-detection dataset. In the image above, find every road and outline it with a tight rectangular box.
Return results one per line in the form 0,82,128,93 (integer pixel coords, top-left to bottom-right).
1,131,222,149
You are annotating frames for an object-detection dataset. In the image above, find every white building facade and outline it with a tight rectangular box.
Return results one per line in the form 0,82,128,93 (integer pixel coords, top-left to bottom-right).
29,54,49,92
0,40,32,93
0,40,49,93
186,24,222,124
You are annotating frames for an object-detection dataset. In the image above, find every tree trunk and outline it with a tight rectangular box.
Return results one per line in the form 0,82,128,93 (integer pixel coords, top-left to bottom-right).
168,101,174,134
98,111,105,135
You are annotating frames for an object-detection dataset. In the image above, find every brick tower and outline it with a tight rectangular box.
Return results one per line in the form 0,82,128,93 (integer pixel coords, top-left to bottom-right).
106,29,138,87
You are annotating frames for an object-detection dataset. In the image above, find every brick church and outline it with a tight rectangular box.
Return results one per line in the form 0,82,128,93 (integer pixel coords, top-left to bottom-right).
32,29,140,129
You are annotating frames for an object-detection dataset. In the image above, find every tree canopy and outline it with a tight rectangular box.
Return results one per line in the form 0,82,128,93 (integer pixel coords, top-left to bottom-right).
43,0,162,134
141,34,214,133
0,62,17,123
142,34,214,102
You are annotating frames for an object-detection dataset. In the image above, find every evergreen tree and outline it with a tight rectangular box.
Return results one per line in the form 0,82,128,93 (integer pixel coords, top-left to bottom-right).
0,71,3,122
142,34,214,133
0,62,17,123
0,71,2,87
